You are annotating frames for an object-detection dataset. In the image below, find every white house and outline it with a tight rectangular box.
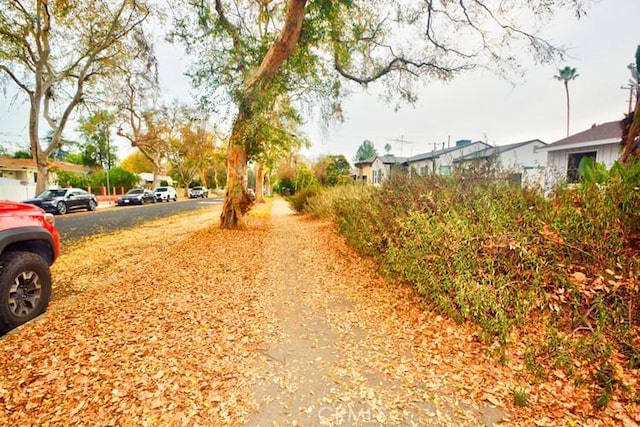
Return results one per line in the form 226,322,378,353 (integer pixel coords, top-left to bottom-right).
370,154,408,185
0,158,91,202
453,139,548,186
404,140,490,176
539,120,622,186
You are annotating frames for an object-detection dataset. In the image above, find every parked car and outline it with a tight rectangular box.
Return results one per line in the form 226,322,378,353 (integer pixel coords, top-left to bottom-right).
154,186,177,202
0,201,61,334
23,188,98,215
189,186,209,198
117,188,156,206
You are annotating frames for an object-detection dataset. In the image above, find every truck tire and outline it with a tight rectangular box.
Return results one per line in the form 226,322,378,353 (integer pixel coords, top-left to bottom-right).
0,251,52,334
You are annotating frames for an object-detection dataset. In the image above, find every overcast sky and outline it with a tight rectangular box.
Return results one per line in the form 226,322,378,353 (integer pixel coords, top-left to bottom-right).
1,1,638,164
295,1,640,161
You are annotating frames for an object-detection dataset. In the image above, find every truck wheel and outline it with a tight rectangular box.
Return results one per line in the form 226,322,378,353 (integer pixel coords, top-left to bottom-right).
0,251,51,334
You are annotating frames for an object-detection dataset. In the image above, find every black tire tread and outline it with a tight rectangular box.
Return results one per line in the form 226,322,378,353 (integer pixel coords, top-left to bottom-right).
0,251,52,334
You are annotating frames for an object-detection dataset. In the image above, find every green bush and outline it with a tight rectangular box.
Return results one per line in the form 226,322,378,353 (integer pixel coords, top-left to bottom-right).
90,167,140,192
286,185,323,213
54,170,91,189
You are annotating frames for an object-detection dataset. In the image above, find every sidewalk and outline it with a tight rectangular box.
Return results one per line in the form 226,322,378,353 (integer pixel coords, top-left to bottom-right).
96,195,117,209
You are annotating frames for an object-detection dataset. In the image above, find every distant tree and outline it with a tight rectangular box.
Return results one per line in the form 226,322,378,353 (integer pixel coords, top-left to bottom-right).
0,146,8,157
54,170,90,189
120,151,155,173
384,143,392,154
78,110,118,169
355,140,378,162
314,154,351,186
63,153,85,165
90,167,139,192
554,66,579,137
13,150,31,159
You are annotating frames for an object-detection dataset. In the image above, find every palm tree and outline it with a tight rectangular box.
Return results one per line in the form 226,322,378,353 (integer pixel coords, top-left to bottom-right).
554,66,579,137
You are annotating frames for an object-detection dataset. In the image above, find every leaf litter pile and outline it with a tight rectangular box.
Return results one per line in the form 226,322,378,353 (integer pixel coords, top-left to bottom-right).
0,199,637,426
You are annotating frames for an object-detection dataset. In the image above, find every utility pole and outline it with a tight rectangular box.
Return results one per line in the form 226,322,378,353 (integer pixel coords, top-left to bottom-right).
388,135,414,156
621,84,636,114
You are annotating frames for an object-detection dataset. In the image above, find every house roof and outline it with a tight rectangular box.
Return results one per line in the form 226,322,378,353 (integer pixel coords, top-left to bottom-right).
0,157,92,174
454,139,547,163
353,156,376,167
541,120,622,152
405,141,490,163
375,154,407,164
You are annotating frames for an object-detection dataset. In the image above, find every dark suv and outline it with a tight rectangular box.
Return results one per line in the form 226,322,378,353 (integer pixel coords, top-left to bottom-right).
0,201,61,334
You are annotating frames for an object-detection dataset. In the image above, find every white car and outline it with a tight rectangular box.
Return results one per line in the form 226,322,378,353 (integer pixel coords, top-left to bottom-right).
154,186,177,202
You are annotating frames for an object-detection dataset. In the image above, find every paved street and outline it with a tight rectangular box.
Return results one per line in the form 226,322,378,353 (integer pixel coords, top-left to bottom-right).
54,198,223,244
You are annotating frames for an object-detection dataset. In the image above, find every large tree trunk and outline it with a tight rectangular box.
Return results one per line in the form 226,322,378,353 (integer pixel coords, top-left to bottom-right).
220,115,253,229
265,169,272,196
29,97,49,194
255,162,265,203
219,0,307,229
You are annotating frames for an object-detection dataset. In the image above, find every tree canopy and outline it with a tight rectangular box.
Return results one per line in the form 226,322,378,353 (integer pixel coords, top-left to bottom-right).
0,0,153,193
355,140,378,162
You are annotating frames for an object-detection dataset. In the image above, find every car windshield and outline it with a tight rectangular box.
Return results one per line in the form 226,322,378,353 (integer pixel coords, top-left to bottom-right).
127,189,144,195
193,187,203,190
36,189,67,198
156,188,167,192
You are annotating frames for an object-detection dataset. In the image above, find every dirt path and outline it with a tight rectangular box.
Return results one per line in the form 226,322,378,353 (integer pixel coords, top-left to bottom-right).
245,199,507,426
0,198,516,426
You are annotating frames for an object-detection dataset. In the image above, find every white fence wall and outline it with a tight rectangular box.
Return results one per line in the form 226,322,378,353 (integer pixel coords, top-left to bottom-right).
0,178,37,202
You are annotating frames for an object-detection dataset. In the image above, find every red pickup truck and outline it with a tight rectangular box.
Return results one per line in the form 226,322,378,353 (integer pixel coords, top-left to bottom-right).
0,201,61,334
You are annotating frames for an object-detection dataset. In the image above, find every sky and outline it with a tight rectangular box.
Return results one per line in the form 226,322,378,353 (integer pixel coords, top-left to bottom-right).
1,1,639,164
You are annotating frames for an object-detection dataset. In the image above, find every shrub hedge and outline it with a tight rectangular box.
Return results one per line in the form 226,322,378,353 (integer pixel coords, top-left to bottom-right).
300,165,640,406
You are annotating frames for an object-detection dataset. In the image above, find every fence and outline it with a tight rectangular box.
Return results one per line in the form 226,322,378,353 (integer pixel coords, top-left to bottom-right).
0,178,37,202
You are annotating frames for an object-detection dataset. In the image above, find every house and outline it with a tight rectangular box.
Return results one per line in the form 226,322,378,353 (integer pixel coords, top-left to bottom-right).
352,157,375,185
138,172,173,187
453,139,548,186
539,120,622,185
0,158,92,201
371,154,408,185
404,140,490,176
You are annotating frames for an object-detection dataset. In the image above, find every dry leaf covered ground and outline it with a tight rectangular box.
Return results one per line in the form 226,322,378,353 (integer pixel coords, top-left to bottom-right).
0,198,637,426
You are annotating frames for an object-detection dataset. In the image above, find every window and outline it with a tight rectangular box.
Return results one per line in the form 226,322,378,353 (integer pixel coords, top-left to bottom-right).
439,165,452,176
567,151,596,183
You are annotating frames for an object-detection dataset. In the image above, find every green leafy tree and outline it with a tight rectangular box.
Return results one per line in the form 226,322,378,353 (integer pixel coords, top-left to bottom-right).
355,140,378,162
314,154,351,186
0,0,153,193
554,66,579,137
54,170,91,189
173,0,587,229
78,110,118,169
13,150,31,159
90,167,139,192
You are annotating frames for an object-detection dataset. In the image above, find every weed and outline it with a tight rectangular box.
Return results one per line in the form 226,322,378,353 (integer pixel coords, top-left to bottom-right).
512,387,530,407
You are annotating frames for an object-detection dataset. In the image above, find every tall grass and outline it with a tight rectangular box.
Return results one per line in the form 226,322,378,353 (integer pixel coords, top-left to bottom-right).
301,166,640,405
